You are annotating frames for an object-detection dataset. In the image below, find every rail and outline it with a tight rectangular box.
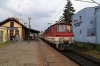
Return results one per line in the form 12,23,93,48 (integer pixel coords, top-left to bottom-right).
61,50,100,66
41,37,100,66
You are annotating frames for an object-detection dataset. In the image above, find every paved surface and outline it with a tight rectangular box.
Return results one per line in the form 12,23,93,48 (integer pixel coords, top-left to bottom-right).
0,41,45,66
39,40,79,66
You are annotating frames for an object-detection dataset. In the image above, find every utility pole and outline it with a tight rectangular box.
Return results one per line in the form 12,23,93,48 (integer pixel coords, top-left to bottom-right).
28,17,31,43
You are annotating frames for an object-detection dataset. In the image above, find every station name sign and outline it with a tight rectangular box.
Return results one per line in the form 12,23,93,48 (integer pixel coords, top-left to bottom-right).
73,19,82,27
7,27,18,30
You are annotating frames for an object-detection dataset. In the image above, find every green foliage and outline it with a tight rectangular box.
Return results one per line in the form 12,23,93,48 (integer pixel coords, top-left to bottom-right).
74,42,100,51
0,41,15,48
62,0,75,22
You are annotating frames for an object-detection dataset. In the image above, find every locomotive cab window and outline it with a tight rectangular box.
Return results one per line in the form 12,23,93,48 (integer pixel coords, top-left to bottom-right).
56,25,66,32
66,25,72,32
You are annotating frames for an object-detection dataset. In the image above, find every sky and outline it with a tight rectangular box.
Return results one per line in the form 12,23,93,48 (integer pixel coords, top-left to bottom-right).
0,0,100,31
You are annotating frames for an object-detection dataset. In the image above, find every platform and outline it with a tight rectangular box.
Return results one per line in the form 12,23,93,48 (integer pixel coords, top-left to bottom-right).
0,39,78,66
0,41,45,66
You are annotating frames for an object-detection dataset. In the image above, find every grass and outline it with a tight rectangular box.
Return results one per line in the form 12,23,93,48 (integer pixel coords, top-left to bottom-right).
83,50,100,59
0,41,16,48
73,42,100,59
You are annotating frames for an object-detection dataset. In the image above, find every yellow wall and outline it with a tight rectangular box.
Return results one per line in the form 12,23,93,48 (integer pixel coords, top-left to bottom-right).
2,21,22,38
0,27,7,43
14,22,22,38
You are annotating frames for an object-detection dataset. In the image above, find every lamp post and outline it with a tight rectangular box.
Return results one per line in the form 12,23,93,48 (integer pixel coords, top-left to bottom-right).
28,17,31,43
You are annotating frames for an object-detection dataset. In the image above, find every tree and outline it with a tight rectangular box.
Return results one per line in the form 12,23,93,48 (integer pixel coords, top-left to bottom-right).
59,16,64,22
63,0,75,23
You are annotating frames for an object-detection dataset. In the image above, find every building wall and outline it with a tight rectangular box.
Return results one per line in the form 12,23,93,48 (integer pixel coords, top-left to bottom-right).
14,22,22,38
0,27,7,43
72,7,96,43
86,36,96,43
2,21,22,38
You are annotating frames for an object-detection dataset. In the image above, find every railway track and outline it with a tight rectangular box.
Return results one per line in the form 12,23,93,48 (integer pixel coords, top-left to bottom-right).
60,50,100,66
40,38,100,66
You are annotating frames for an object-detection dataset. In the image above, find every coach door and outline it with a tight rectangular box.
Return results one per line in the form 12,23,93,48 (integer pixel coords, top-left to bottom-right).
0,31,3,43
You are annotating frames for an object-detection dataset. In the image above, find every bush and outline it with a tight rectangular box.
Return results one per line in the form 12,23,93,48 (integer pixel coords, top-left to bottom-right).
73,42,99,51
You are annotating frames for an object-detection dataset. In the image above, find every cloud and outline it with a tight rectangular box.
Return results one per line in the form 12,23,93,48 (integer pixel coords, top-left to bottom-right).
0,0,100,31
72,0,100,13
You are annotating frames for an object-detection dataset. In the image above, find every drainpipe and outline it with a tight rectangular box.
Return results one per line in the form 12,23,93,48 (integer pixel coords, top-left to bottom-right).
95,6,100,45
95,11,97,45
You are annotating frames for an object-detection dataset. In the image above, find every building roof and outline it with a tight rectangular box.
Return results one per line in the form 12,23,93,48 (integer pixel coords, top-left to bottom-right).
0,17,40,33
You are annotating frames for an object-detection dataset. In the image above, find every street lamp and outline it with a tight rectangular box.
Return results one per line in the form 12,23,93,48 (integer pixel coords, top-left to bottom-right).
28,17,31,43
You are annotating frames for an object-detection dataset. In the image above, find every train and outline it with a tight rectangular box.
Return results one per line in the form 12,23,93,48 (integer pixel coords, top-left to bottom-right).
41,21,74,50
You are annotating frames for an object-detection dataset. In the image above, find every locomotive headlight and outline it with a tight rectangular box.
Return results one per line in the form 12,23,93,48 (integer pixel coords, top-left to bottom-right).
69,38,72,40
69,38,72,41
62,38,64,39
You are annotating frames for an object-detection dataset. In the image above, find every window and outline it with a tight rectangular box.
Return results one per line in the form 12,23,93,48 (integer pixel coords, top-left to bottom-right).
95,8,98,12
87,28,96,36
80,16,82,21
56,25,66,32
80,30,81,34
10,22,14,27
67,25,72,32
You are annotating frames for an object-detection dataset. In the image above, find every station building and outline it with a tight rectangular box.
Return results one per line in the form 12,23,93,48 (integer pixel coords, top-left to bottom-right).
0,27,7,43
0,17,40,41
72,6,100,44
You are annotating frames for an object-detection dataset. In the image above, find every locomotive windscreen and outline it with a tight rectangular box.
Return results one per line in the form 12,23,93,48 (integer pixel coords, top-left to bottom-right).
56,25,66,32
56,25,72,32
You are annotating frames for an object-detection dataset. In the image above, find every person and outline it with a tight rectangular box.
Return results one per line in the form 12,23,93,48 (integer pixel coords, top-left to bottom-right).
13,35,15,42
15,34,18,42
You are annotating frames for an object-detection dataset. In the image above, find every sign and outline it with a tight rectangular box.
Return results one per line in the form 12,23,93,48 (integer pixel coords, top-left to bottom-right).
74,19,78,22
74,21,82,27
7,27,18,30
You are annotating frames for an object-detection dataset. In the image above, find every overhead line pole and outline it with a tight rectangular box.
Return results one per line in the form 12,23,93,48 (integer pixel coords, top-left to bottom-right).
28,17,31,43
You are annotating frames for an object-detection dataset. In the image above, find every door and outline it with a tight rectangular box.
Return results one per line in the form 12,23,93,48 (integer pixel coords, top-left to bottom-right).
10,30,14,41
0,31,3,43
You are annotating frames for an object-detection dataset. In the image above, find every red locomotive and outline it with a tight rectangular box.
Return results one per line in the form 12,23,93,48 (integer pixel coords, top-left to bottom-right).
43,21,74,50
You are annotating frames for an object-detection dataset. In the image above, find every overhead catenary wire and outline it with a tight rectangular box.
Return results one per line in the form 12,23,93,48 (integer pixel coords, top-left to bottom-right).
52,0,64,14
75,0,100,5
49,0,65,23
52,7,65,21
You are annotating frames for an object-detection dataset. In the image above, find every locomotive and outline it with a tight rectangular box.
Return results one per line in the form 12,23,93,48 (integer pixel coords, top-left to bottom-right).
42,21,74,50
